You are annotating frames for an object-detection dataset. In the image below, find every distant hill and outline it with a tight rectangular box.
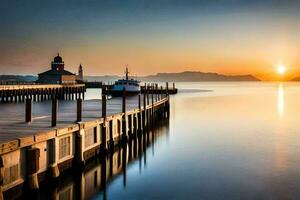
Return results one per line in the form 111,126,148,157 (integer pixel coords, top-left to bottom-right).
85,71,260,82
0,71,260,83
142,71,260,82
291,77,300,81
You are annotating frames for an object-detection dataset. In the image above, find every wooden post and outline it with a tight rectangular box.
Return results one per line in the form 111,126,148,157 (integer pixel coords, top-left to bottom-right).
122,88,127,140
52,98,58,127
102,94,107,118
143,89,147,131
173,82,175,89
167,96,170,118
166,82,169,95
146,86,149,106
26,147,40,190
138,94,142,133
133,114,138,137
151,85,154,127
155,84,158,101
109,120,114,151
75,128,85,166
101,94,107,152
138,94,141,110
77,98,82,122
48,139,59,179
146,86,150,129
25,98,32,123
128,114,132,136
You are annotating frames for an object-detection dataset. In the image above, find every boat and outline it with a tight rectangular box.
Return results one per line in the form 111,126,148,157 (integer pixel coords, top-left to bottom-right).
110,66,141,96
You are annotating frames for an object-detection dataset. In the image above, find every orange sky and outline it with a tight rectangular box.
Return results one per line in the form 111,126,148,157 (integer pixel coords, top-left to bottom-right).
1,1,300,81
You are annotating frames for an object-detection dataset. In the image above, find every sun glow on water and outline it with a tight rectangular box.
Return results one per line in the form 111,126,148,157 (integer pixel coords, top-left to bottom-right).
277,83,285,116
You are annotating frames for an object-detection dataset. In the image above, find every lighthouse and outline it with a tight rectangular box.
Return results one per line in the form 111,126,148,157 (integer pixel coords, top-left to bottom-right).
78,64,83,81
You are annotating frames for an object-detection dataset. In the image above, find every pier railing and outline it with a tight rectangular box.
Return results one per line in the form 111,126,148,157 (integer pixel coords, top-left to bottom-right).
0,85,170,198
0,84,86,103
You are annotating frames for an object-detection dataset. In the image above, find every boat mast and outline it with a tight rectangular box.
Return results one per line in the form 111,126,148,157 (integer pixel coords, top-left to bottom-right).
125,65,129,80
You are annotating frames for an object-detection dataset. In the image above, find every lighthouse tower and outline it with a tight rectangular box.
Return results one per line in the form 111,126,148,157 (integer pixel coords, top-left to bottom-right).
78,64,83,81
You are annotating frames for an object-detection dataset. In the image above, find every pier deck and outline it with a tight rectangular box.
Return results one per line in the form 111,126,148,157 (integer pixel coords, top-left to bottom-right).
0,95,155,143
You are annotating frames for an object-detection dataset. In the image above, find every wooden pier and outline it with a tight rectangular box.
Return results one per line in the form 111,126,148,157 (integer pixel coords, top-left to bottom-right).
0,87,170,199
0,84,86,103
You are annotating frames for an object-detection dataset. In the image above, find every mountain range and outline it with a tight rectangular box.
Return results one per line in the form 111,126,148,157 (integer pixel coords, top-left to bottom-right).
0,71,261,82
85,71,260,82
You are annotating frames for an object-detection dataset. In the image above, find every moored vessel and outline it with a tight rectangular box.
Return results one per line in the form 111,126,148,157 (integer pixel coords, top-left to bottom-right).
110,67,140,96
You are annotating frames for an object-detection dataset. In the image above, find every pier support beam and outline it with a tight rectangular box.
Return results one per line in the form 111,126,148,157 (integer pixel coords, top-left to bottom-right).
143,88,147,131
138,94,142,134
128,114,133,137
48,138,60,179
25,98,32,123
151,85,154,127
77,98,82,122
101,94,107,154
75,128,85,166
122,89,127,141
109,120,114,151
52,99,58,127
26,147,40,190
165,83,168,98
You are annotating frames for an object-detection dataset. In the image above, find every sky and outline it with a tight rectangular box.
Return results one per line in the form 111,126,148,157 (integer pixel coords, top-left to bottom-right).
1,0,300,80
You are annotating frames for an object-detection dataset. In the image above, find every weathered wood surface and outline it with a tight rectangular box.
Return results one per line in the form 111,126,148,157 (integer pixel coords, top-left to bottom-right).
0,94,160,144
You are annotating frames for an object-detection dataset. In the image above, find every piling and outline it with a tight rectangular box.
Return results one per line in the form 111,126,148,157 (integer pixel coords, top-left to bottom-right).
155,84,158,101
77,98,82,122
101,94,107,153
51,98,58,127
109,120,114,151
128,114,133,138
165,82,169,96
133,113,138,138
122,89,127,141
25,98,32,123
48,139,60,179
138,94,142,134
151,85,154,127
75,127,85,166
143,89,147,131
26,147,40,190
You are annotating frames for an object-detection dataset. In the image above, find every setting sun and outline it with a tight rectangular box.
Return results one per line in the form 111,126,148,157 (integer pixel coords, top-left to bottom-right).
277,65,286,75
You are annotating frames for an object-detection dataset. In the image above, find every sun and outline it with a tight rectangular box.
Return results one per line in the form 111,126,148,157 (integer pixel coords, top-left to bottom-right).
277,65,286,75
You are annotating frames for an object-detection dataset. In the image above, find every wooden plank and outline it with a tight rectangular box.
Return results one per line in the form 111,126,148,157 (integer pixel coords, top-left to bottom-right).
18,136,35,147
34,130,56,143
0,140,19,155
56,125,79,136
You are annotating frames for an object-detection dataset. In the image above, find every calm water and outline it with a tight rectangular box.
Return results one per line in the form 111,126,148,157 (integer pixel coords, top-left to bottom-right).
39,82,300,199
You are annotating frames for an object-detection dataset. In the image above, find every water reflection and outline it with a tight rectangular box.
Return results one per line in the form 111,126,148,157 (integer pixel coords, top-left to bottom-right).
25,121,169,200
277,83,285,116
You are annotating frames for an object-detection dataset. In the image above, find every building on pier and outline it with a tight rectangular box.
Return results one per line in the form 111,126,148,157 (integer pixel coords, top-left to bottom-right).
37,54,76,84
